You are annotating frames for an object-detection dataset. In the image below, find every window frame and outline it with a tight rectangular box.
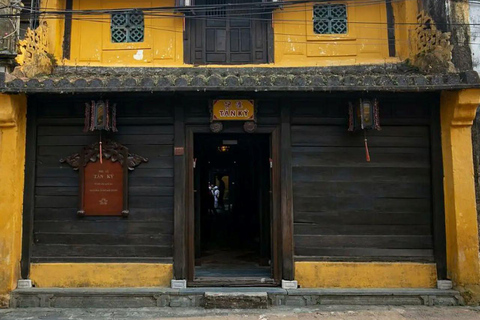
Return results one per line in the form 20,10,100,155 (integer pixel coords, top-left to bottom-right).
313,3,348,35
101,0,152,51
306,1,356,41
110,11,145,44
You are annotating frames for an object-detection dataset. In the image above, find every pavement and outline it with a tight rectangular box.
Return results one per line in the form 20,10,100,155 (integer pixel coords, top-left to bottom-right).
1,306,480,320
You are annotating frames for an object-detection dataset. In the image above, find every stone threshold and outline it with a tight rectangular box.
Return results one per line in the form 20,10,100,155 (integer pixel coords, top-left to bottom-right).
11,287,463,308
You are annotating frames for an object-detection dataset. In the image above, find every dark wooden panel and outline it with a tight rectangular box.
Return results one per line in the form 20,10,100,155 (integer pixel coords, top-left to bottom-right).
291,113,434,262
293,181,430,198
34,221,173,234
294,224,432,236
34,233,173,246
293,167,430,183
174,105,187,279
31,257,173,263
294,196,430,214
291,126,430,148
32,244,172,257
295,235,433,249
295,211,431,226
34,207,174,221
31,99,175,262
280,104,294,280
295,247,434,258
21,100,37,279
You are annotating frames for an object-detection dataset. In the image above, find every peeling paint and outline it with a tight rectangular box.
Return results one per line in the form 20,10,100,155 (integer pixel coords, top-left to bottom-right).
133,50,144,61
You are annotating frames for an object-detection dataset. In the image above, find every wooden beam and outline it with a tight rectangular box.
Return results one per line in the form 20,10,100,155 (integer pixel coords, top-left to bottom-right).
430,101,447,279
280,104,294,280
62,0,73,60
385,0,396,57
20,99,37,279
173,105,186,280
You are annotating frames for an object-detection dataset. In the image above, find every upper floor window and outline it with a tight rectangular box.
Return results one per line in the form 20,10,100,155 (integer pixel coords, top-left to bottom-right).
313,4,347,35
111,11,144,43
184,0,270,65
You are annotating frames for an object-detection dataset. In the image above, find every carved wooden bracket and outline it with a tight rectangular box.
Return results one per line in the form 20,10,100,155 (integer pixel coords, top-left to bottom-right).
60,140,148,171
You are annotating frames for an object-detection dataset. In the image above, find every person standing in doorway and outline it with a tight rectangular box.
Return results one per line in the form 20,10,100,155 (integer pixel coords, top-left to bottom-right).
217,175,226,210
207,183,216,214
212,185,220,211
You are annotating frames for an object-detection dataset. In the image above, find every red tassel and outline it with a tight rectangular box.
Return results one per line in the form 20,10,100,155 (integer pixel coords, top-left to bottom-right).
364,131,371,162
99,141,103,164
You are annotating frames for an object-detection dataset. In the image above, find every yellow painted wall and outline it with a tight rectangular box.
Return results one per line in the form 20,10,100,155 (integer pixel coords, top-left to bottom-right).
296,262,437,288
67,0,184,66
273,1,392,66
440,89,480,289
0,94,27,307
391,0,418,60
41,0,419,67
30,263,173,287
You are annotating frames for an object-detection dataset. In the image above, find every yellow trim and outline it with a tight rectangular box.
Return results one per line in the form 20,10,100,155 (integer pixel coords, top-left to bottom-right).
295,262,437,288
30,263,173,288
440,89,480,288
0,94,27,307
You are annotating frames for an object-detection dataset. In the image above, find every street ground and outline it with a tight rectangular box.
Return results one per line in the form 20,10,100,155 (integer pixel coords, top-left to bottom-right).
1,306,480,320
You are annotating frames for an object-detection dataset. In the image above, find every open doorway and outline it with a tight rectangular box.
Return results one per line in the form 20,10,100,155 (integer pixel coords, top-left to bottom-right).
193,133,273,282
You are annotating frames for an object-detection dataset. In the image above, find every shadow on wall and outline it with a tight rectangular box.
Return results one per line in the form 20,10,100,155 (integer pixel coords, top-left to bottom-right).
472,107,480,249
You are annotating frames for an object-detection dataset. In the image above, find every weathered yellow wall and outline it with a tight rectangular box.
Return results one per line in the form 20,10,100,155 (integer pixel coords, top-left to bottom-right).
0,94,27,307
41,0,419,67
41,0,65,59
273,1,392,66
392,0,418,60
295,262,437,288
66,0,184,66
440,89,480,290
30,263,173,287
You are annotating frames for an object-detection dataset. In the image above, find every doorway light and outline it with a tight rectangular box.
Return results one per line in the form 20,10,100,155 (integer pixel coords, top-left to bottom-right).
218,145,230,153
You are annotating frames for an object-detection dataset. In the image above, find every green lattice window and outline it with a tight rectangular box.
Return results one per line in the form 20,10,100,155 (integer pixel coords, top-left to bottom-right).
111,11,144,43
313,4,347,34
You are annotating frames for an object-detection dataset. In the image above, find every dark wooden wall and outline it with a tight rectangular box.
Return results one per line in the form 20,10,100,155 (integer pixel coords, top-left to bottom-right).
31,95,174,262
291,95,436,262
26,93,443,267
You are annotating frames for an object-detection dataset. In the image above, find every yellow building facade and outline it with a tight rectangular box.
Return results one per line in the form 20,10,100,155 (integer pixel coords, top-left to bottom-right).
1,0,480,308
39,0,416,67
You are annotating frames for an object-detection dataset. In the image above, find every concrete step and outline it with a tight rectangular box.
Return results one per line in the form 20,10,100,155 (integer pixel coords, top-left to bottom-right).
10,287,463,308
204,292,268,309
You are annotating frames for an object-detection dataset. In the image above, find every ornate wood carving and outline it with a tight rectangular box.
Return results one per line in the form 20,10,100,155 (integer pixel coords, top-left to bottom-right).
60,140,148,171
60,140,148,217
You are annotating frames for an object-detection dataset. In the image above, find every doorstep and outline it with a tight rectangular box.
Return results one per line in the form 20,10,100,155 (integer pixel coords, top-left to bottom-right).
10,287,463,308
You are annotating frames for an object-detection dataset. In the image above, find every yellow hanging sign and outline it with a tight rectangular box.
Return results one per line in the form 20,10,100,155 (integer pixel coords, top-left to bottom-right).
211,100,255,121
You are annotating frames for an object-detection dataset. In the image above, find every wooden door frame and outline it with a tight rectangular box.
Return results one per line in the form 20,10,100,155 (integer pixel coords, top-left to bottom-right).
184,125,283,286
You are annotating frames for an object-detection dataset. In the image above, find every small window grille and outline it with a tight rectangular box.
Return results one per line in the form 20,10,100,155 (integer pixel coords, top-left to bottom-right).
111,11,144,43
313,4,347,35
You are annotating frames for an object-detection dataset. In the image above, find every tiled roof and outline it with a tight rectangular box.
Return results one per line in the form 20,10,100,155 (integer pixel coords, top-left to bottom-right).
2,64,479,93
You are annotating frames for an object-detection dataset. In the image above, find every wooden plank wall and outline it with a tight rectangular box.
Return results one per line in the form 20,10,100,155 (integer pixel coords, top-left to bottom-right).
31,96,174,262
291,96,435,262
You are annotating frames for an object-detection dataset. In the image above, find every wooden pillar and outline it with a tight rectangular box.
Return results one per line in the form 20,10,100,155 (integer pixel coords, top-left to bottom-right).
280,104,294,280
173,105,186,280
440,89,480,290
0,94,27,307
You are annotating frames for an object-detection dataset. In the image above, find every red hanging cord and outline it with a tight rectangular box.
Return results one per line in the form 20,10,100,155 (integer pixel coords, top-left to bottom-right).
99,132,103,164
364,131,371,162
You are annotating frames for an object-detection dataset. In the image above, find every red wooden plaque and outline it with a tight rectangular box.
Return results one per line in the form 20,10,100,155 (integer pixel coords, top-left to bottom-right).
60,140,148,218
83,160,124,216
